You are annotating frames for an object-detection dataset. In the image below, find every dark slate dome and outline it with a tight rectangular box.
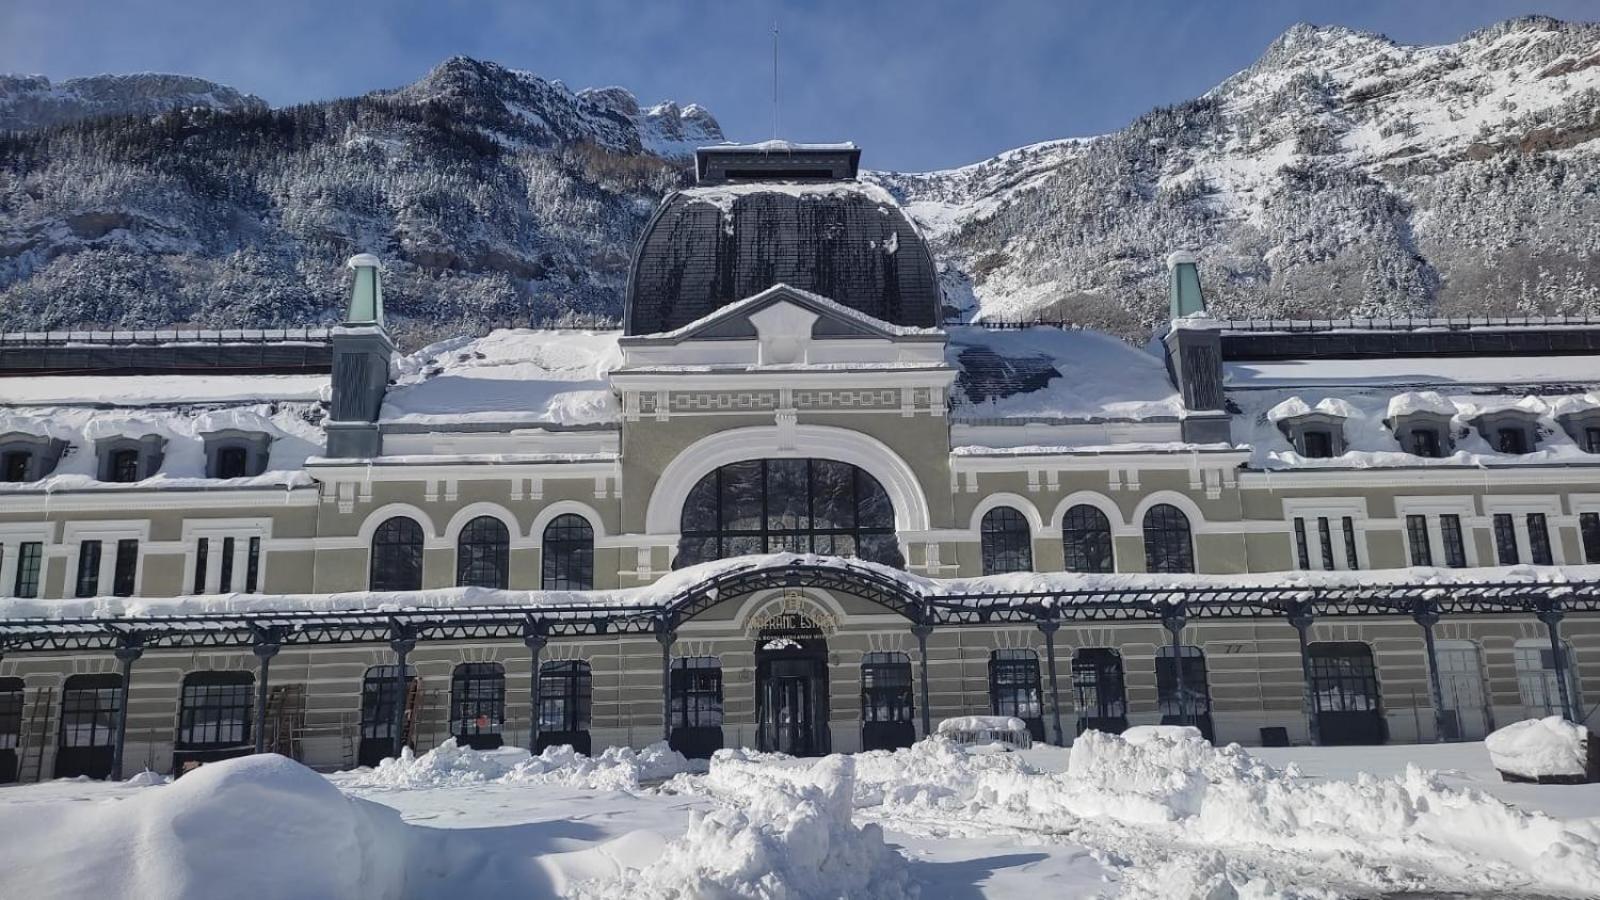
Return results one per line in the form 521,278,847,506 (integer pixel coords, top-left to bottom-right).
623,143,943,335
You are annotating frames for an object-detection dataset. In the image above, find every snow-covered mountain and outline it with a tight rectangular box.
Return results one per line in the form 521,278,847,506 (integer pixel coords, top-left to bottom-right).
0,58,722,343
3,17,1600,339
0,73,268,131
874,16,1600,332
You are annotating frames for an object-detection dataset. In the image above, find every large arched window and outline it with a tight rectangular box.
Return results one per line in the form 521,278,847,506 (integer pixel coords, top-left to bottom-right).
370,517,424,591
1142,504,1195,574
542,514,594,591
675,458,901,568
980,506,1033,575
456,516,510,589
1063,504,1115,573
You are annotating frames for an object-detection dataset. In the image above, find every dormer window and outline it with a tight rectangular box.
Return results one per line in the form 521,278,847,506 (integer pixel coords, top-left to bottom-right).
1301,429,1334,459
1555,407,1600,454
1495,427,1528,455
1473,410,1539,456
201,430,274,479
95,435,165,483
1268,398,1351,459
0,434,66,483
1408,428,1441,458
2,451,29,483
109,449,140,482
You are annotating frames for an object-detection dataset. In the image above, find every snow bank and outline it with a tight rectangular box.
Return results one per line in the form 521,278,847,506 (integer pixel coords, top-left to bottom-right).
1486,716,1592,781
937,715,1028,734
850,733,1600,896
0,754,409,900
343,738,698,792
583,754,914,899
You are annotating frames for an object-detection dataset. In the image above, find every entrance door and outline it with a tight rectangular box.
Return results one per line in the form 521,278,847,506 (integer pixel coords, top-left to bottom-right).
754,616,830,756
1308,642,1387,745
1435,640,1492,741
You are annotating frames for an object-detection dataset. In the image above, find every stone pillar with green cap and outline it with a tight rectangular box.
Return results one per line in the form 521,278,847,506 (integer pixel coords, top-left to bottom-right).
326,253,394,458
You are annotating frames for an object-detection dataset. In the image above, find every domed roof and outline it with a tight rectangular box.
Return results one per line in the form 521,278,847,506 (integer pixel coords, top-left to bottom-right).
623,146,942,336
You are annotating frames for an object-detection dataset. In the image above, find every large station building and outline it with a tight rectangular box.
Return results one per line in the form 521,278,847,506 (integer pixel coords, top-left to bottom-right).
0,142,1595,780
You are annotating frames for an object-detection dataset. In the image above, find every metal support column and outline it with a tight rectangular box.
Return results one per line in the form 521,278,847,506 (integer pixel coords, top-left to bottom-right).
1537,602,1577,723
1037,619,1065,745
523,621,547,751
1288,604,1321,746
912,623,933,738
251,628,282,755
388,624,417,760
110,636,145,781
656,624,676,743
1411,600,1450,742
1162,605,1189,727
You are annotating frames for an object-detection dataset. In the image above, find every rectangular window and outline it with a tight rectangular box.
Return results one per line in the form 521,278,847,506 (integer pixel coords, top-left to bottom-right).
1581,512,1600,564
1302,430,1333,458
74,540,102,598
1493,514,1520,565
1586,427,1600,454
1495,428,1528,454
1,451,29,482
246,537,261,593
1317,517,1335,570
1342,517,1360,570
111,539,138,597
1406,515,1433,566
1526,513,1554,565
0,681,22,751
13,542,42,598
193,538,209,594
1440,514,1468,568
109,449,141,483
1293,518,1310,569
1409,429,1440,458
219,537,236,593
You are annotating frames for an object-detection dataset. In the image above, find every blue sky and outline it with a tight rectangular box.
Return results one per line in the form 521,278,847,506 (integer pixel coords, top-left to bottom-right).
3,0,1597,170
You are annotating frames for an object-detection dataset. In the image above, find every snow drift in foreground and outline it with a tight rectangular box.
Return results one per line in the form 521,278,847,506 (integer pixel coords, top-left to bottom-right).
579,753,915,900
342,738,700,791
839,732,1600,897
0,755,409,900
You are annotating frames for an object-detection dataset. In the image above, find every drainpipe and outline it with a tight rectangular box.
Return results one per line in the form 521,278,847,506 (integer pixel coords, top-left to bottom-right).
1411,599,1450,742
110,634,145,781
912,622,933,738
388,623,417,760
1288,602,1321,746
1037,617,1065,745
251,627,283,754
1537,601,1578,723
1162,603,1189,727
656,623,676,744
523,620,547,751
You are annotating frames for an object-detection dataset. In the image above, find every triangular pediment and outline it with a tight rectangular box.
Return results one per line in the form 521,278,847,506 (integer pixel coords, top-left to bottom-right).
622,284,943,346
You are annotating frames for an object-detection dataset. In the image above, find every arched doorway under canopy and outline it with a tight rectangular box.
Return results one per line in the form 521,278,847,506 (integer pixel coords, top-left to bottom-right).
754,611,831,756
675,458,902,569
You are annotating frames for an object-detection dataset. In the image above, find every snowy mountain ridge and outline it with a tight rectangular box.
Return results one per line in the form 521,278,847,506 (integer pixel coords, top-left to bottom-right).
875,15,1600,331
0,73,268,131
4,17,1600,339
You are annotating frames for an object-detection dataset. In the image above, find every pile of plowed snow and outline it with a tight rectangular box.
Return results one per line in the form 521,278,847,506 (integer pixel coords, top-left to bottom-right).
0,755,410,899
579,753,915,899
846,732,1600,896
343,738,699,791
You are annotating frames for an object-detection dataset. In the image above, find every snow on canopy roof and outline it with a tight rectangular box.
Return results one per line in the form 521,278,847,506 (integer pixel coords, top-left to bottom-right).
381,329,622,428
9,551,1599,621
1235,385,1600,470
946,326,1186,421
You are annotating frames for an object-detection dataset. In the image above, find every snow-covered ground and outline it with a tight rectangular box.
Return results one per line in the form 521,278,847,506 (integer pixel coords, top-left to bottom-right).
1,733,1596,899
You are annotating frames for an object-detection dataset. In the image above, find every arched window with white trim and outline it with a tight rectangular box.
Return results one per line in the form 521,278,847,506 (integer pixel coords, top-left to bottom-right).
541,514,594,591
456,516,509,589
1142,503,1195,574
370,516,424,591
980,506,1032,575
1062,504,1115,573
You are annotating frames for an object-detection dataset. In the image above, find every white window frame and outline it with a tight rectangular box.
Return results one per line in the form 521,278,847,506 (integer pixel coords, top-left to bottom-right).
181,518,274,594
1393,497,1480,568
1483,496,1565,565
0,523,52,599
61,521,150,598
1282,498,1368,571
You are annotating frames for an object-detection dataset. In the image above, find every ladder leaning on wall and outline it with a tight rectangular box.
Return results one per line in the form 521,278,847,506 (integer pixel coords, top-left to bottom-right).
19,686,55,783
